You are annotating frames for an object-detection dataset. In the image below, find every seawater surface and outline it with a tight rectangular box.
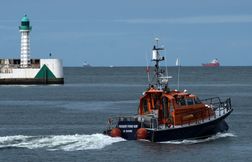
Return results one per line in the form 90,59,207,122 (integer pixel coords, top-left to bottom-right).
0,67,251,162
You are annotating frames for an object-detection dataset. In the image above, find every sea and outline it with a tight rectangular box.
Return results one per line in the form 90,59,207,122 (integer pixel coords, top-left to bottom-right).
0,67,251,162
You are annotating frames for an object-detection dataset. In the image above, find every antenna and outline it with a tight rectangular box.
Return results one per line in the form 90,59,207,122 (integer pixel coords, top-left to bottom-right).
176,58,181,90
155,37,159,47
145,53,150,83
164,47,169,79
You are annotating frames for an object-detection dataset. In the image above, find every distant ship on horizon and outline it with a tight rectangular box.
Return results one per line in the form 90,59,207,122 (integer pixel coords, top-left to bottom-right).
202,58,220,67
83,61,91,67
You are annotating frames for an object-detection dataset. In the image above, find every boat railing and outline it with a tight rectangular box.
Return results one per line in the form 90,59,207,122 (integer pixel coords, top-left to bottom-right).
106,115,139,129
201,97,232,113
179,97,232,127
106,115,160,130
200,97,221,106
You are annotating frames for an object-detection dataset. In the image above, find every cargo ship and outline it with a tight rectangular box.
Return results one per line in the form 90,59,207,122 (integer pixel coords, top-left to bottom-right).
0,15,64,84
202,58,220,67
104,39,232,142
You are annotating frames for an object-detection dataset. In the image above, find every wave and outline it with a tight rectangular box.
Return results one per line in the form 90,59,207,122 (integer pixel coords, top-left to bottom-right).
0,134,125,151
160,132,236,144
0,132,236,151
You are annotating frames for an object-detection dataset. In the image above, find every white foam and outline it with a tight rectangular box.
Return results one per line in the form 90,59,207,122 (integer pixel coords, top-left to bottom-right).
160,132,236,144
0,134,125,151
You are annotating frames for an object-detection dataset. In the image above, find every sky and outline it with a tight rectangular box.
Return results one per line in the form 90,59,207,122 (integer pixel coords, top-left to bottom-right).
0,0,252,66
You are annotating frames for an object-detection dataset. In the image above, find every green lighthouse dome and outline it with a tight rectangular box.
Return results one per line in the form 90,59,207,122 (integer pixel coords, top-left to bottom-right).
19,14,32,31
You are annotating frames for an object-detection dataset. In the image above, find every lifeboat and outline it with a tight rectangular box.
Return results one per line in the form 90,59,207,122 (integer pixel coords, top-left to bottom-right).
104,39,233,142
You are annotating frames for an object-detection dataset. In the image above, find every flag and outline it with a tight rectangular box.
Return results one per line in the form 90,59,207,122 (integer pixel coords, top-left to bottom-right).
176,58,179,66
146,66,150,73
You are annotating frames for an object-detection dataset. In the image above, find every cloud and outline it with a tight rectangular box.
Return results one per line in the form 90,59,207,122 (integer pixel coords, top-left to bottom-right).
115,15,252,24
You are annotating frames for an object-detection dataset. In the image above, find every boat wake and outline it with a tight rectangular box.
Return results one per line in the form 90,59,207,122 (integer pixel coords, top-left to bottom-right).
0,134,125,151
160,133,236,144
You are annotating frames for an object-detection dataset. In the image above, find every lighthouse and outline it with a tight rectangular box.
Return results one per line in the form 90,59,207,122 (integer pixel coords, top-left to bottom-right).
0,15,64,84
19,15,32,68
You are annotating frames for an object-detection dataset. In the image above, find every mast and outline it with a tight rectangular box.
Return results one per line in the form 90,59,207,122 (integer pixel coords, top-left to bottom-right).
151,38,166,89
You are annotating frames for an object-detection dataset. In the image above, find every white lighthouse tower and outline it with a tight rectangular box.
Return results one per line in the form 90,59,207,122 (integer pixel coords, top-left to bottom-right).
19,15,32,68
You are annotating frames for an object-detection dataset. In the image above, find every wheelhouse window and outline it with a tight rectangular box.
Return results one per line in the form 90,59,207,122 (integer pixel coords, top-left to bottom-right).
194,97,201,104
178,98,186,106
186,98,194,105
170,100,174,114
162,97,168,118
143,99,148,113
177,97,200,106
